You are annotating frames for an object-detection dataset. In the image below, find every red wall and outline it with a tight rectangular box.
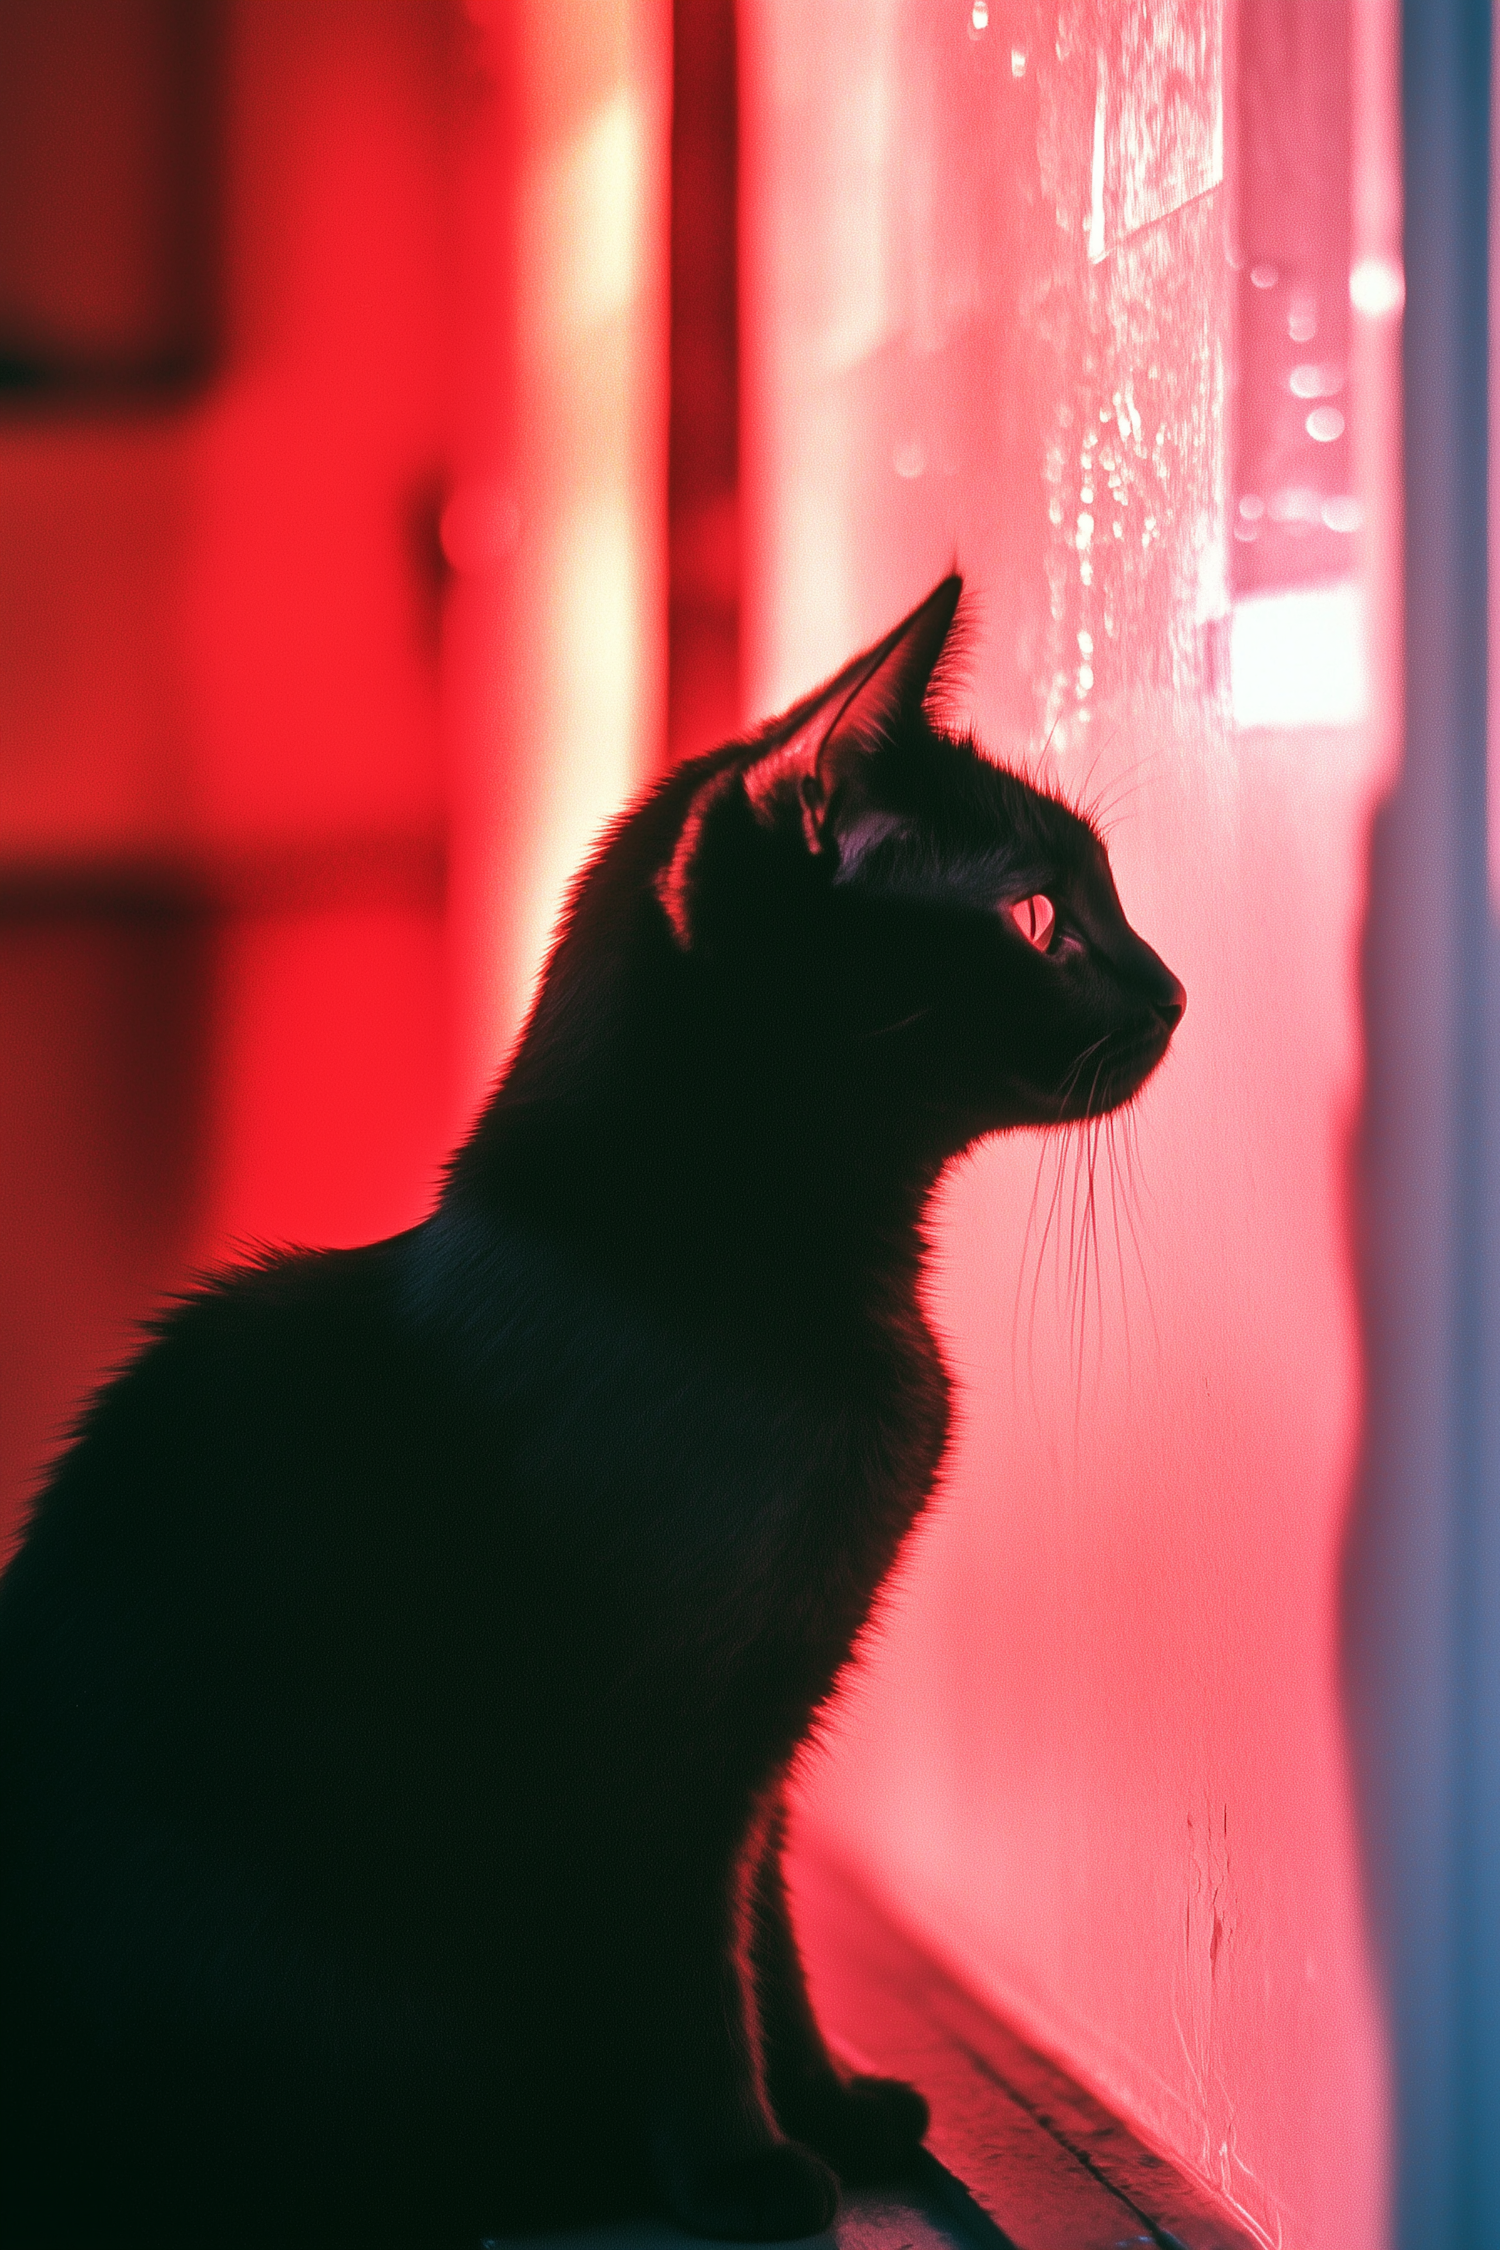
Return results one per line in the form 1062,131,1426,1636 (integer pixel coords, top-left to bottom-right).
740,5,1394,2243
1,2,457,1539
0,1,671,1547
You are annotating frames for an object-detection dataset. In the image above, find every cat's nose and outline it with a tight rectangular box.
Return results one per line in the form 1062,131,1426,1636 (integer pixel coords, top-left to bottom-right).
1119,927,1186,1030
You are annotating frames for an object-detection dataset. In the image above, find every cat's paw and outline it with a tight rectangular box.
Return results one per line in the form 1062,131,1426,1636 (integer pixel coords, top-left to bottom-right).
657,2139,840,2241
779,2071,930,2186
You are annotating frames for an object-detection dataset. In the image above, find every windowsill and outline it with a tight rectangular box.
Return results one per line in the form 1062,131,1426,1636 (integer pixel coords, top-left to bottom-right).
789,1839,1263,2250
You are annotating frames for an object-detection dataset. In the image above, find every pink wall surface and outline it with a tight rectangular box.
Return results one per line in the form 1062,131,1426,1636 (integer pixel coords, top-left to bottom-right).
741,5,1395,2243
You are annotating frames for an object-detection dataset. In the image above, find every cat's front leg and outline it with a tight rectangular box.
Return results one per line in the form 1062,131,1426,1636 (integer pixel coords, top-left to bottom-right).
747,1797,929,2187
647,1872,838,2242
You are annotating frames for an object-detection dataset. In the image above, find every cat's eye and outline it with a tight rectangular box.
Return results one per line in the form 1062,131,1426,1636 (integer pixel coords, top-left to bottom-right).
1009,894,1056,951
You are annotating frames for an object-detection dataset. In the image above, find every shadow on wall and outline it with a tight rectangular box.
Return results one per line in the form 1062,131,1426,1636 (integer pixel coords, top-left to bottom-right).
1340,5,1493,2245
1344,782,1461,2250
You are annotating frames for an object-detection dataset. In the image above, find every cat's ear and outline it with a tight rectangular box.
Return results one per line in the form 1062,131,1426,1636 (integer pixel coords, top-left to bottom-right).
655,575,963,948
744,574,963,862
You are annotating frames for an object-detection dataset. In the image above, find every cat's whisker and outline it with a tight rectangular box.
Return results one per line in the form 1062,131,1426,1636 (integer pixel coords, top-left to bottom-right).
1092,762,1156,811
1067,1051,1115,1396
1126,1102,1157,1208
1065,1130,1084,1395
1079,745,1167,840
1057,1128,1078,1349
1065,1120,1088,1341
1085,744,1162,813
1076,1125,1097,1375
1013,1132,1057,1409
1058,722,1126,826
1015,1060,1165,1426
1087,778,1154,836
1105,1114,1134,1383
1120,1107,1142,1224
1064,737,1119,826
1092,769,1160,823
1071,1122,1098,1442
1115,1102,1163,1356
1053,1033,1113,1122
1083,1118,1102,1370
1081,1044,1114,1125
1090,1118,1108,1390
1036,1131,1073,1422
1029,1128,1071,1380
1088,1137,1102,1399
1074,1128,1091,1360
1016,1135,1050,1423
853,1007,933,1042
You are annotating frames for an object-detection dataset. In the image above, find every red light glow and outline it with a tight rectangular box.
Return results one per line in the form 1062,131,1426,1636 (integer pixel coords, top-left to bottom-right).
741,3,1397,2242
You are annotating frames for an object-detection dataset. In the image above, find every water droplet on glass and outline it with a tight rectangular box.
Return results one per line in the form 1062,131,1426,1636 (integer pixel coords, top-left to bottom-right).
1289,362,1344,399
1288,294,1318,342
1350,255,1404,316
1269,486,1321,524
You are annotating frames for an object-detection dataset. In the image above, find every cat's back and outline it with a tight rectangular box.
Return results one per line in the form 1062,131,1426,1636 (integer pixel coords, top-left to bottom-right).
8,1233,419,1579
0,1235,482,1800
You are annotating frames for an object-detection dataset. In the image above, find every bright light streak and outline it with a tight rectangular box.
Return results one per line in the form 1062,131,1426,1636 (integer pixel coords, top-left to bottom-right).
1087,51,1107,265
1230,582,1368,729
529,93,646,343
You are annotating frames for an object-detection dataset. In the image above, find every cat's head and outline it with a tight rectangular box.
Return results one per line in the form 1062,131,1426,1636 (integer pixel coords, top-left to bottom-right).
650,574,1183,1145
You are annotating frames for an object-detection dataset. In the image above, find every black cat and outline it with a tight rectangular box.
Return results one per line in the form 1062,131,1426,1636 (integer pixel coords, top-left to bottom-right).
0,576,1183,2247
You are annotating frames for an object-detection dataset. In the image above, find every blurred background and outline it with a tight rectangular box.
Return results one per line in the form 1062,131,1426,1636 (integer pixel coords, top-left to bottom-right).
0,0,682,1521
2,3,1495,2246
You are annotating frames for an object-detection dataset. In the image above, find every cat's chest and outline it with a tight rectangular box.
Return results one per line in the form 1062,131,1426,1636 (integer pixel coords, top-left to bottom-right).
525,1287,944,1606
412,1219,950,1600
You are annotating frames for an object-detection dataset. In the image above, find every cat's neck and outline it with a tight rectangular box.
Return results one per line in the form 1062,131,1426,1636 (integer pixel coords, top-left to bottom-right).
444,968,947,1326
